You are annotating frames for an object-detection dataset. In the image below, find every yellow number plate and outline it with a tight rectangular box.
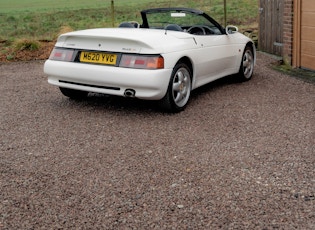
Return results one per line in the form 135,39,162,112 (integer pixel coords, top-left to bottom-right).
80,52,117,65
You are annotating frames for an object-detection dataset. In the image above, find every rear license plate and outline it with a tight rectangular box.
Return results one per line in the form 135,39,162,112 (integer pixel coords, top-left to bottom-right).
80,52,117,65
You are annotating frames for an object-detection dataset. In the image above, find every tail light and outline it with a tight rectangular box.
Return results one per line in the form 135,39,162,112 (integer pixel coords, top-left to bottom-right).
49,48,74,62
119,55,164,69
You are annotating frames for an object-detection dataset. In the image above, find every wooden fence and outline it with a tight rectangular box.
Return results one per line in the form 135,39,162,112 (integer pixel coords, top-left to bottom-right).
259,0,284,56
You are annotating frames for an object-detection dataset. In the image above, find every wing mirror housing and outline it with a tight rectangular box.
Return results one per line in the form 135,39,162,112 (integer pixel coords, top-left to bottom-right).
226,25,238,35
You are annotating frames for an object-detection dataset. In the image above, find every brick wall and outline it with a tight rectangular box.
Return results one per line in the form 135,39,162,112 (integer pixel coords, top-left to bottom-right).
283,0,293,65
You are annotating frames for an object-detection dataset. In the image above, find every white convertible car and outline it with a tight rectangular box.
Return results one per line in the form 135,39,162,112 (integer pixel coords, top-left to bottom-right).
44,7,255,112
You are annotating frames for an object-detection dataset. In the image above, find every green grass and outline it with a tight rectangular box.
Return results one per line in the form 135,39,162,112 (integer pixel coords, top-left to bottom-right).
0,0,130,13
273,62,315,84
0,0,258,41
13,39,41,51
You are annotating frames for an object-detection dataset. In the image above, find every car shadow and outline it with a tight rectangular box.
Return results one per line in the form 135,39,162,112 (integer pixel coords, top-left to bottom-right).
68,93,162,113
190,73,241,99
64,74,242,114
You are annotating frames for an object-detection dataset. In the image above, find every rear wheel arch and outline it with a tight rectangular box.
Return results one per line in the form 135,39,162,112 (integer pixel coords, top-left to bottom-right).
159,59,193,112
176,56,194,81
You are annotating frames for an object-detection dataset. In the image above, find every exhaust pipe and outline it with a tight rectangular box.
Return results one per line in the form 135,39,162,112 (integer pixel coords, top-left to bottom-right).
124,89,136,97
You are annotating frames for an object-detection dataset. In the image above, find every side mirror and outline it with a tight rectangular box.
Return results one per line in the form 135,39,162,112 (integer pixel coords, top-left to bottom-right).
226,25,238,35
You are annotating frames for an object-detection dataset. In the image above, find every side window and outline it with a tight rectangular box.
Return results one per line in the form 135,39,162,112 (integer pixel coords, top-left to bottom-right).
190,15,224,36
204,20,223,35
187,24,223,36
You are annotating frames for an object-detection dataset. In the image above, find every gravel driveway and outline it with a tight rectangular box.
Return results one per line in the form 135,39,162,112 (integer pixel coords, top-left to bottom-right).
1,52,314,229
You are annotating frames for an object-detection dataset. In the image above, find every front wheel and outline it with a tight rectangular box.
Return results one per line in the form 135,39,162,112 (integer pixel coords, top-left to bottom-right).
159,63,192,113
59,87,88,100
238,46,254,81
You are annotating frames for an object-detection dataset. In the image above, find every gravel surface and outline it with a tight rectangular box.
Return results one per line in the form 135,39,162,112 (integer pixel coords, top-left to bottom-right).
1,52,314,229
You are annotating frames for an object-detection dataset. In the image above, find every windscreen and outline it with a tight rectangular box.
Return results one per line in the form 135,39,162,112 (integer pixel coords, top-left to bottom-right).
146,10,214,29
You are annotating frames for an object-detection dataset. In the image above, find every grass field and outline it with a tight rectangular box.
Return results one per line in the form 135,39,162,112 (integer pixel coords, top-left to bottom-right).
0,0,151,13
0,0,258,40
0,0,258,60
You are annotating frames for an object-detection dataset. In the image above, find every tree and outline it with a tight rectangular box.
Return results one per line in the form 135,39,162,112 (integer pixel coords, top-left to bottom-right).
224,0,227,27
111,0,115,27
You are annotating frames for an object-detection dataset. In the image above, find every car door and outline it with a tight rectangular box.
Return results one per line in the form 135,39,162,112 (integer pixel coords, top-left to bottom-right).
192,28,240,88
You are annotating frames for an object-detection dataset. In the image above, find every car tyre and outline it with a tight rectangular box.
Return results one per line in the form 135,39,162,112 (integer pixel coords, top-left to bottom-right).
238,45,254,81
159,63,192,113
59,87,88,100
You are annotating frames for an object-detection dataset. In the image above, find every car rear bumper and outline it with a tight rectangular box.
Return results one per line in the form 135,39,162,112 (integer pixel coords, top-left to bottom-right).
44,60,172,100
